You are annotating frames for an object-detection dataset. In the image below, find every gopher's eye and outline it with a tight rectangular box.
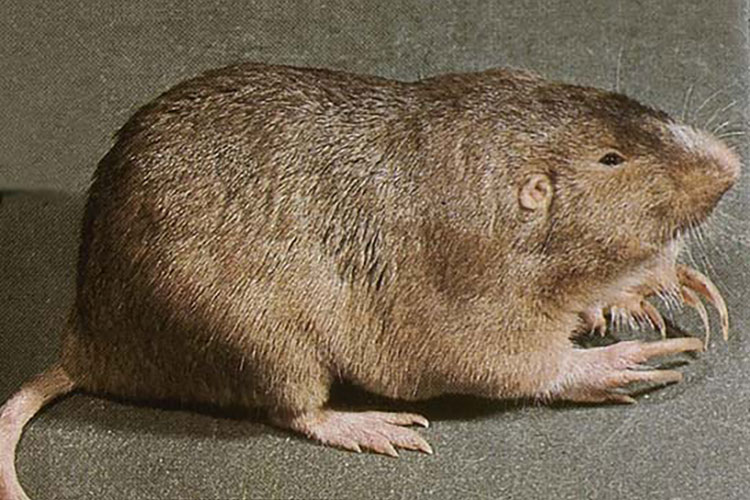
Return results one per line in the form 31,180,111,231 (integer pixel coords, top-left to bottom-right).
599,152,625,166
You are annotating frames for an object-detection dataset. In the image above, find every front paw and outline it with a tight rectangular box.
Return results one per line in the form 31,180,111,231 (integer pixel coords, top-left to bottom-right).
580,265,728,348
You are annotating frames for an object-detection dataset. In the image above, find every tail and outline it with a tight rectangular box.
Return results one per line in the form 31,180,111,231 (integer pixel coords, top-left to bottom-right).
0,363,75,500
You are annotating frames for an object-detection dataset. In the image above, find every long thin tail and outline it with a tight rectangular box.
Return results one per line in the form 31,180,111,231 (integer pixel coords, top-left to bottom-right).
0,363,75,500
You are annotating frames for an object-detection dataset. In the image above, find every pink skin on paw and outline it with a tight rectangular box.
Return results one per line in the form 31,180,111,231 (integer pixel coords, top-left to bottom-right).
555,337,703,404
581,308,607,336
271,410,433,457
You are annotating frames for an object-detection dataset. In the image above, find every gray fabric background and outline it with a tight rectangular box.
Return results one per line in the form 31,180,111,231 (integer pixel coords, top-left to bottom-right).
1,1,748,499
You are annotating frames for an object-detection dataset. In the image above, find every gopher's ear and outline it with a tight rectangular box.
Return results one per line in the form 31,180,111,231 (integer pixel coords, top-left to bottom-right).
518,174,553,212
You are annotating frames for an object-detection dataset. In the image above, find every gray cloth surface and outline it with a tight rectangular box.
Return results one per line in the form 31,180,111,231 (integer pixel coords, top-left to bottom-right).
1,1,749,499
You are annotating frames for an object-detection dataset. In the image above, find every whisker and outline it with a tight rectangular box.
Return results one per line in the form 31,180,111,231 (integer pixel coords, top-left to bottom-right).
717,130,747,140
712,120,734,135
614,44,625,93
704,100,738,131
711,210,750,247
681,83,695,123
696,214,741,302
691,86,729,123
697,225,719,277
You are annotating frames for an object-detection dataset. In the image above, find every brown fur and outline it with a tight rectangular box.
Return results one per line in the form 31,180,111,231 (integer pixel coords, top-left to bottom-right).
1,63,740,496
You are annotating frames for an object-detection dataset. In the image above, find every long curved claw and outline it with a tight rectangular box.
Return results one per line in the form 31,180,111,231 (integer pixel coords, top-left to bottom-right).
681,287,711,348
640,300,667,339
677,265,729,341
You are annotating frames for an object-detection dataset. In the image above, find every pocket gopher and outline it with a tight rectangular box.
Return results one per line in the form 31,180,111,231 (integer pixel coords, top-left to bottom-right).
0,63,739,498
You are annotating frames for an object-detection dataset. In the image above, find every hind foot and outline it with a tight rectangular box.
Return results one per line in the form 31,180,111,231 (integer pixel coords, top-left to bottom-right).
270,409,433,457
553,337,703,403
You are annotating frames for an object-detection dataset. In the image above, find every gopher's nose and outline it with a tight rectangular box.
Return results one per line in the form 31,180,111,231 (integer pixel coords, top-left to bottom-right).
710,135,741,185
669,123,741,186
